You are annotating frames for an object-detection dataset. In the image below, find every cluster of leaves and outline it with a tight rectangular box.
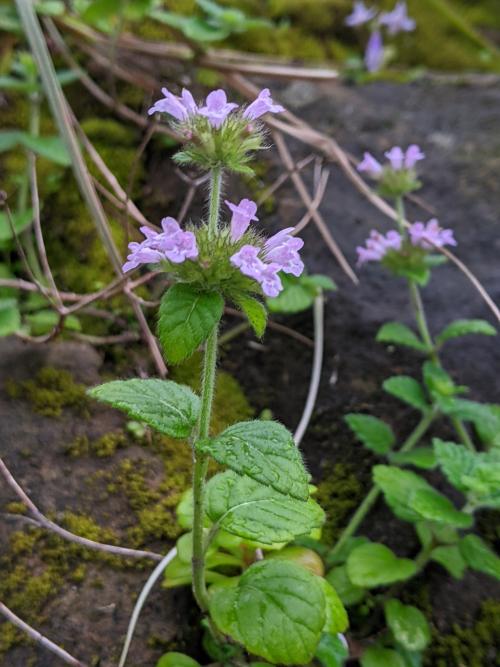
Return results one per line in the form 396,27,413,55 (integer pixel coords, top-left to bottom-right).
332,315,499,665
89,281,347,665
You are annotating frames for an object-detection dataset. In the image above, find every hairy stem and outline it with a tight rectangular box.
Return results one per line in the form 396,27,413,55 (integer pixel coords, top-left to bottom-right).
208,166,222,239
329,411,435,559
192,326,218,611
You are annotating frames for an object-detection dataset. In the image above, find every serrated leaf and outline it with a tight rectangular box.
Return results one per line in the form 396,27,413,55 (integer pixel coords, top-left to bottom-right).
431,545,466,579
384,599,431,651
436,319,496,345
233,293,267,337
390,448,436,469
326,565,366,606
475,404,500,449
0,298,21,336
210,560,326,665
376,322,428,351
459,535,500,579
318,578,349,634
361,646,406,667
345,414,395,454
206,471,324,544
158,284,224,364
383,376,429,412
315,632,349,667
156,653,201,667
88,379,200,438
422,362,459,399
410,489,473,528
373,465,431,523
347,543,417,588
197,420,310,500
433,438,475,491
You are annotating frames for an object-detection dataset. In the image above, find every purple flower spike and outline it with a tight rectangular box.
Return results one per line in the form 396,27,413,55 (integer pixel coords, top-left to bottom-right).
364,30,384,73
243,88,285,121
148,87,196,121
345,1,377,27
409,219,457,250
264,228,304,277
384,146,405,170
199,89,239,129
379,1,415,35
356,229,402,266
226,198,259,242
405,144,425,169
358,152,383,176
230,245,263,279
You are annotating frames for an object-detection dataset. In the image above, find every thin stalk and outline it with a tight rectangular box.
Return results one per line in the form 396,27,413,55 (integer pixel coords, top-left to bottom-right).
329,411,435,559
208,166,222,239
192,326,218,611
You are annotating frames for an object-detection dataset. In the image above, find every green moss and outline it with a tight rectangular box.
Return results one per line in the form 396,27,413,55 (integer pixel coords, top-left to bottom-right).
93,430,128,457
5,367,89,417
4,502,27,515
315,463,363,546
424,599,500,667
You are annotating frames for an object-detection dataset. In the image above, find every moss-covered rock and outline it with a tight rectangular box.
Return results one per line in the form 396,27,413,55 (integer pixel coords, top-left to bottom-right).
315,463,363,546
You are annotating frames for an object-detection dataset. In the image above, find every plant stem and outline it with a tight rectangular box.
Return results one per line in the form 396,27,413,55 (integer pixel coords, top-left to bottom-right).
329,411,435,559
208,166,222,239
192,326,218,612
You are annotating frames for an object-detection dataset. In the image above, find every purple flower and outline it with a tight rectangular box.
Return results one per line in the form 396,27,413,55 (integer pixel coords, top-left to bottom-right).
264,228,304,277
257,262,283,298
243,88,285,121
358,152,383,176
404,144,425,168
230,245,263,280
345,1,377,27
409,219,457,250
122,217,198,273
384,146,405,170
379,1,415,35
364,30,384,72
356,229,402,265
148,87,198,121
199,89,239,129
225,198,259,242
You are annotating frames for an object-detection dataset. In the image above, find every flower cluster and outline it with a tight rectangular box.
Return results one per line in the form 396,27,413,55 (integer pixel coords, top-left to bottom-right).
149,86,284,128
345,1,415,72
123,218,198,273
356,219,456,266
122,198,304,299
358,144,425,197
230,223,304,298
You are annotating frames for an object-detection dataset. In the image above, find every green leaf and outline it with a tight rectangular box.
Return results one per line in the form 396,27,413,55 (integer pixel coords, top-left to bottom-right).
158,284,224,364
436,319,496,345
197,420,310,500
151,10,230,41
316,633,349,667
390,448,436,470
459,535,500,580
361,646,406,667
345,414,395,454
475,404,500,449
326,536,369,567
206,471,324,544
347,543,417,588
422,362,459,399
88,379,200,438
19,134,71,166
266,274,315,314
176,488,195,530
383,376,429,412
82,0,121,22
209,559,326,664
0,210,33,243
410,489,472,529
384,599,431,651
0,130,22,152
326,565,366,606
25,310,80,335
433,439,475,491
373,465,431,523
301,274,337,291
0,298,21,336
163,554,227,588
233,293,267,337
431,545,466,579
156,653,201,667
376,322,428,352
318,578,349,634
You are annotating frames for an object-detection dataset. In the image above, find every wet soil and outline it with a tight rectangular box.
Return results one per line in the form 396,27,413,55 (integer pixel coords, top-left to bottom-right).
1,78,500,666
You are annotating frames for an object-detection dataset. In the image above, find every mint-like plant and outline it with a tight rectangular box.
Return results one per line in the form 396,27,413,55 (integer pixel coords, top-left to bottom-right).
88,86,348,666
316,142,500,666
